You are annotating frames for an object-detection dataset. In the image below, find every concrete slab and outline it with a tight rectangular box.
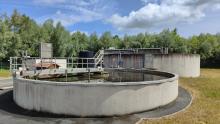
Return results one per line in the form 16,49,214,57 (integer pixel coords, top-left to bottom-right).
0,87,191,124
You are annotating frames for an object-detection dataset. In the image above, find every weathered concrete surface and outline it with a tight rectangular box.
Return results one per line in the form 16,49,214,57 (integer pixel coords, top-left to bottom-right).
0,87,191,124
13,70,178,117
144,54,200,77
151,54,200,77
104,53,200,77
103,54,144,69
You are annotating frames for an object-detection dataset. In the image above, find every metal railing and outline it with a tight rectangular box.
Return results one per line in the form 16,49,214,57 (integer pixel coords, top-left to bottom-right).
94,50,104,66
10,57,103,72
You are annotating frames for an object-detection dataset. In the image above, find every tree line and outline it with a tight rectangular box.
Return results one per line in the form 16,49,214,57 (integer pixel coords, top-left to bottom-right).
0,10,220,67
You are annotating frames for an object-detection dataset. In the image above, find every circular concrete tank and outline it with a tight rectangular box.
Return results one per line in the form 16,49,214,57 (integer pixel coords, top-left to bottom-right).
150,54,200,77
13,69,178,117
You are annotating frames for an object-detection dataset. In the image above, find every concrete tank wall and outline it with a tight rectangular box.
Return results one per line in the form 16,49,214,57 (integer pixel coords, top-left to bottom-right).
149,54,200,77
13,71,178,117
103,54,144,69
104,53,200,77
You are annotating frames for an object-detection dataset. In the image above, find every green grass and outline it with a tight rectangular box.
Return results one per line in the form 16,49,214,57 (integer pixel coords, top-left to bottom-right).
0,69,11,77
141,69,220,124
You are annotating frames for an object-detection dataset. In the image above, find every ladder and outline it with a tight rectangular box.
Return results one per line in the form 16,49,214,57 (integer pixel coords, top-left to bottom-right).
94,50,104,67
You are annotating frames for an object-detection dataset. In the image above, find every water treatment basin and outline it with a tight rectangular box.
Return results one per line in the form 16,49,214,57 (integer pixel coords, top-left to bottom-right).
13,69,178,117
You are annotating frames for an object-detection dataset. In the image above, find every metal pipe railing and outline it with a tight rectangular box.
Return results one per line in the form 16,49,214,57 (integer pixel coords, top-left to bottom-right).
9,57,103,72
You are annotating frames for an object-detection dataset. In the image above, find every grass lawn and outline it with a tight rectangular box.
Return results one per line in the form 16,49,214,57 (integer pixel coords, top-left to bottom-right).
0,69,11,78
141,69,220,124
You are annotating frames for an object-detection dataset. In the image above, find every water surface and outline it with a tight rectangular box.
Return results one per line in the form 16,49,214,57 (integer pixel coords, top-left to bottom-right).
39,70,168,83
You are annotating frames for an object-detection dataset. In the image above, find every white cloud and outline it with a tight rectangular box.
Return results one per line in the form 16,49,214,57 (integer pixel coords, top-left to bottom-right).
35,0,116,26
140,0,159,4
34,0,66,4
45,10,101,26
214,4,220,9
109,0,220,30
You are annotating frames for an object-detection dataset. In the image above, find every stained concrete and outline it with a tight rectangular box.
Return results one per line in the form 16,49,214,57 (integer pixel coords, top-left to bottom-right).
151,54,200,77
0,87,191,124
13,70,178,116
104,53,200,77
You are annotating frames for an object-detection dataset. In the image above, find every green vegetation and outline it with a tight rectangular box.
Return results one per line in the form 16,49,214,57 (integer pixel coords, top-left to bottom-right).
0,69,10,77
141,69,220,124
0,10,220,67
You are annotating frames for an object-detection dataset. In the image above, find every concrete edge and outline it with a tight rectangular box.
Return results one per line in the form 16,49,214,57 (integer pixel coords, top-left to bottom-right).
0,77,12,80
14,69,178,86
135,87,193,124
0,86,13,90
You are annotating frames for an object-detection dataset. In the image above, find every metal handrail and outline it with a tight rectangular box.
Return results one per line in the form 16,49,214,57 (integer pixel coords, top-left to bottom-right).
94,50,104,66
10,57,103,72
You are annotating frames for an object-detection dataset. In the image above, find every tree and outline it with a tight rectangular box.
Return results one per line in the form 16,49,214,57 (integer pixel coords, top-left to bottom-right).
68,31,88,57
99,31,112,49
135,33,145,48
0,20,12,60
88,32,100,52
112,35,121,49
1,10,220,67
51,22,70,57
41,19,54,42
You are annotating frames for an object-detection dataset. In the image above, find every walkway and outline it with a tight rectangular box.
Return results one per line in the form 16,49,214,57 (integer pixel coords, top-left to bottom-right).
0,78,13,90
0,87,192,124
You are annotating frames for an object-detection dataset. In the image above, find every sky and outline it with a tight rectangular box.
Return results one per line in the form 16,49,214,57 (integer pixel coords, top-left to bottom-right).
1,0,220,37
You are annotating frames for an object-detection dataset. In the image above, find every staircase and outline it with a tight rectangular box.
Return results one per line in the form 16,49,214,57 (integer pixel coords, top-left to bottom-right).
94,50,104,67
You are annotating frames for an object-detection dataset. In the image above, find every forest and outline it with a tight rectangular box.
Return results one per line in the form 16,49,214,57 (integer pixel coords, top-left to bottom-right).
0,10,220,67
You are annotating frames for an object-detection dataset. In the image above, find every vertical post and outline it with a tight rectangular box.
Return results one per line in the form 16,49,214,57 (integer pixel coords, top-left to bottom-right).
82,58,83,68
88,68,90,83
54,58,57,69
67,57,69,68
10,57,12,72
41,58,42,71
101,59,103,68
15,57,17,70
87,58,88,69
12,70,16,79
72,57,73,68
65,69,68,82
22,51,24,72
0,61,2,72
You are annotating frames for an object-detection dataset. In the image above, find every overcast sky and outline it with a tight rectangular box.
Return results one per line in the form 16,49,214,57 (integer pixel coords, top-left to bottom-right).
1,0,220,37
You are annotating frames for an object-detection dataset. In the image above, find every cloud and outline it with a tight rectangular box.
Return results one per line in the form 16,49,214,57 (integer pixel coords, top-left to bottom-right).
109,0,220,30
35,0,116,26
140,0,159,4
34,0,66,4
38,9,102,26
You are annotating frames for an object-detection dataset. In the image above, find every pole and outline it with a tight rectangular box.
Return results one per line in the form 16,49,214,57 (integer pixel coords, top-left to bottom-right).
9,57,12,72
65,69,68,82
0,61,2,72
88,68,90,83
